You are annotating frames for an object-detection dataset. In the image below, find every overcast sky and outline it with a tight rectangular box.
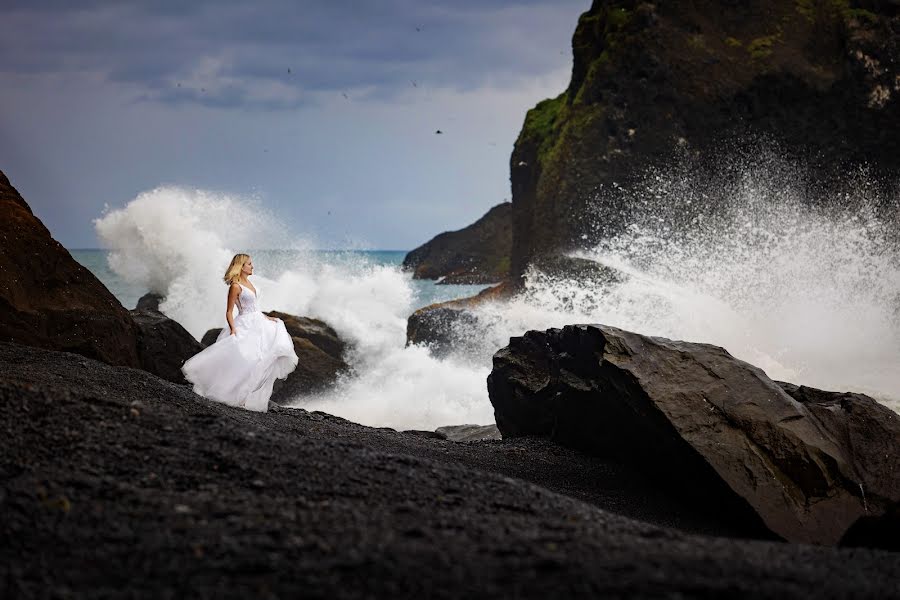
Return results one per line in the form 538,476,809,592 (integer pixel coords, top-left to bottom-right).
1,0,589,249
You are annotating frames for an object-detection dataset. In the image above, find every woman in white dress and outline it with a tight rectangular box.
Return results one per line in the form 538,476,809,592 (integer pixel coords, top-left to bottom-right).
182,253,298,412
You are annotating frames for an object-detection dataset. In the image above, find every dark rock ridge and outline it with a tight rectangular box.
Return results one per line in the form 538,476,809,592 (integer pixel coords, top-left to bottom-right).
510,1,900,281
405,255,622,355
0,169,140,367
130,308,203,384
487,324,900,545
3,341,900,598
403,202,511,284
267,311,349,402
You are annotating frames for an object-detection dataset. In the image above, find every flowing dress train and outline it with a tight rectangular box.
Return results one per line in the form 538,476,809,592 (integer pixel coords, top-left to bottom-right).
182,283,298,412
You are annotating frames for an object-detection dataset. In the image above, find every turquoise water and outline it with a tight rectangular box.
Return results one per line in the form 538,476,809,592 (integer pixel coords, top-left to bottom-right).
70,249,492,313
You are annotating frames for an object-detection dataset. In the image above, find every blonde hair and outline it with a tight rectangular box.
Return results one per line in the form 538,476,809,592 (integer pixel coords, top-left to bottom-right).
223,253,250,285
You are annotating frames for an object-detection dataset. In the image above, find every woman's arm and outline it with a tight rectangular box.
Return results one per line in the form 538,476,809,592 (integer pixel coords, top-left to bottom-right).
226,284,240,335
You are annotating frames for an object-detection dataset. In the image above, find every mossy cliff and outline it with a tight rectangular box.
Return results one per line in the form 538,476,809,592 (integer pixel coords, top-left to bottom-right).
510,0,900,281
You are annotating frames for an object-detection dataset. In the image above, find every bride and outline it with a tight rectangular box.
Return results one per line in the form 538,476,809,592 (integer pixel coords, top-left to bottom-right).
181,253,298,412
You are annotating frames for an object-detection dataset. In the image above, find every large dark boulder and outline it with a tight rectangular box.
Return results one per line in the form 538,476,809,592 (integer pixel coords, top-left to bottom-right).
510,1,900,281
129,309,203,384
487,324,900,545
403,202,511,284
265,311,348,402
0,170,140,367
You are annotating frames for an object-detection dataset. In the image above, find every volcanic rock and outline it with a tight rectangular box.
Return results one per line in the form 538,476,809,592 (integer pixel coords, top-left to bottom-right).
510,1,900,281
436,424,502,442
265,311,348,401
0,170,140,367
406,281,513,354
129,309,203,384
403,202,511,284
487,324,900,545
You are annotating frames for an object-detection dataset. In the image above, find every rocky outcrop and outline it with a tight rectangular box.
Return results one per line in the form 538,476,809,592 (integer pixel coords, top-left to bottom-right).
487,324,900,545
406,281,513,354
130,309,203,384
3,340,900,597
510,1,900,280
0,170,140,367
403,203,511,284
435,424,502,442
266,311,348,402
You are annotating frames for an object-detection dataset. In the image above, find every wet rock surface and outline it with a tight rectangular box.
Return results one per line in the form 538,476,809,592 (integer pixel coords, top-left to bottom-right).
488,324,900,545
4,341,899,598
130,309,203,384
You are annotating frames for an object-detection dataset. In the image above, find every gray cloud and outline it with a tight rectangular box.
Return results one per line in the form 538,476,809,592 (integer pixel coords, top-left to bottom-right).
2,0,586,109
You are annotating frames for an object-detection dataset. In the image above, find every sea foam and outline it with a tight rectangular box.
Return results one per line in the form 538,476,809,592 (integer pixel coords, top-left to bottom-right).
94,155,900,429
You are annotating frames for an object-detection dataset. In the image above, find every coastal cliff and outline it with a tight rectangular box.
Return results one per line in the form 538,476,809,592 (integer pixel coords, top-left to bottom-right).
510,0,900,280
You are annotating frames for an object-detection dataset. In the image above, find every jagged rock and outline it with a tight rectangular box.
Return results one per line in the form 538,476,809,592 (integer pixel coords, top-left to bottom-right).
487,324,900,545
403,202,511,284
200,328,220,348
267,311,345,359
0,170,140,367
510,2,900,280
265,311,347,402
406,307,480,358
435,424,502,442
135,293,164,312
129,309,203,384
406,281,513,354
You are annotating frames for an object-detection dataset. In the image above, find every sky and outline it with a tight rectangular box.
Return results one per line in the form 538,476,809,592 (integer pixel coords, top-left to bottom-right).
0,0,590,250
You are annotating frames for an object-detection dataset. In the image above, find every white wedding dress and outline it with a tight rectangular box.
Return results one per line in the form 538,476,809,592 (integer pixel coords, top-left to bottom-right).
182,282,298,412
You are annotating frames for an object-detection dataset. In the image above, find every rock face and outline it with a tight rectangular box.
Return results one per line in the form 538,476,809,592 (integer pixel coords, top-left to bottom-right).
0,170,140,367
129,309,203,384
487,324,900,545
265,311,348,402
510,1,900,280
435,424,502,442
403,203,511,284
